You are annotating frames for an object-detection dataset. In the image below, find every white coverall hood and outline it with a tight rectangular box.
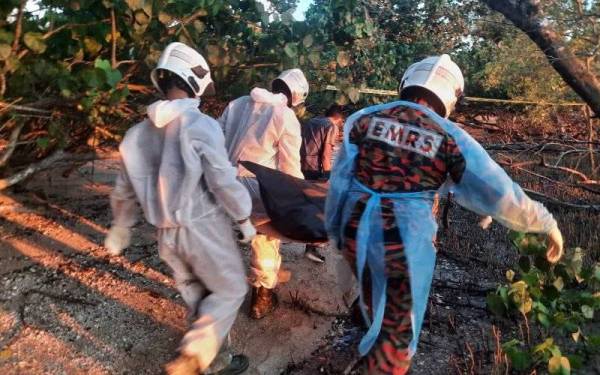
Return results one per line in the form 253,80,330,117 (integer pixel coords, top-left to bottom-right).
250,87,288,106
151,42,215,97
272,69,309,107
147,98,200,128
398,54,464,118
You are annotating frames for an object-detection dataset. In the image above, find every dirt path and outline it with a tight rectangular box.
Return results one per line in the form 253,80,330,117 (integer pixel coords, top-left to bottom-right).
0,153,357,374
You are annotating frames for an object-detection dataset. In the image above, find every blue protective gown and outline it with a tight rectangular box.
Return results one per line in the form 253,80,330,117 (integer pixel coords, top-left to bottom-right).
325,100,558,357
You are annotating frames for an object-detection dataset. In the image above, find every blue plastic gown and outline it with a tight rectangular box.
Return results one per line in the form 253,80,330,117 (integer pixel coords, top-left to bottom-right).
325,100,558,357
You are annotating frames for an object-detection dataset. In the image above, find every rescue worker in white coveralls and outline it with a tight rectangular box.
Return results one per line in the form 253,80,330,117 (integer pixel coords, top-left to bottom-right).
219,69,309,319
104,42,256,375
325,54,564,374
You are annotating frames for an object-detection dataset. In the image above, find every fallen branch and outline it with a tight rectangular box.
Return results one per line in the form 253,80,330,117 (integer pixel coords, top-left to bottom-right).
541,157,600,184
0,151,101,190
12,0,27,52
523,188,600,211
111,8,118,69
0,121,25,168
0,101,53,115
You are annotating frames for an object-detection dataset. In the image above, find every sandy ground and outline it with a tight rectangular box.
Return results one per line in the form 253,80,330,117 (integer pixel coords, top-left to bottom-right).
0,153,357,374
1,146,599,374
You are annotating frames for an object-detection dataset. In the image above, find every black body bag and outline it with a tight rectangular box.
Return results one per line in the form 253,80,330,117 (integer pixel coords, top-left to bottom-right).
240,161,328,243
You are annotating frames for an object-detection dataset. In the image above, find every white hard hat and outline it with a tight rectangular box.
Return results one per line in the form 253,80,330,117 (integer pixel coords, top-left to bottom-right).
151,42,215,97
398,54,464,118
272,69,309,107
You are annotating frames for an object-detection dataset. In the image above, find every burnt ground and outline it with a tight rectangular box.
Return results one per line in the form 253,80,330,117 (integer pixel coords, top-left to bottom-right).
1,120,600,374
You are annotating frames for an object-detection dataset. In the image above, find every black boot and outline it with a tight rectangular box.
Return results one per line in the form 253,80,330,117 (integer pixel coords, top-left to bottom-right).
215,354,249,375
249,286,278,319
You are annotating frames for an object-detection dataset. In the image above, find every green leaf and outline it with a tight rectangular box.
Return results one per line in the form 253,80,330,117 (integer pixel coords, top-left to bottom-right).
5,56,21,73
81,69,104,88
509,231,526,248
593,264,600,281
284,43,298,58
0,43,11,60
548,355,570,375
105,69,122,88
537,313,551,328
303,35,314,48
0,29,14,44
533,337,554,354
582,305,594,319
534,255,551,272
518,256,531,273
543,285,560,301
566,355,583,370
23,32,47,54
505,347,531,371
36,137,50,149
94,58,111,71
486,293,506,316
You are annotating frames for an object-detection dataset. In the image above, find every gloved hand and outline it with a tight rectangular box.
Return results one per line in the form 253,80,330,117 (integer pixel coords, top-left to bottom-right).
237,219,256,244
104,226,131,256
479,216,493,230
546,227,564,263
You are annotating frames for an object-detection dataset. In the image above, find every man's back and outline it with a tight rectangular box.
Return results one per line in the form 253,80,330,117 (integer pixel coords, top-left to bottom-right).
219,88,303,178
300,116,337,177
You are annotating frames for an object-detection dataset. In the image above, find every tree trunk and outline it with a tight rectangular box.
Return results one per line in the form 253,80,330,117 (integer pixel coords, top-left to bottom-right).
481,0,600,115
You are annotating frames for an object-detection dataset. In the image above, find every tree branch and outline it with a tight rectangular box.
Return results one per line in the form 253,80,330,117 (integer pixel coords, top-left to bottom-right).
0,121,25,168
111,8,117,69
481,0,600,115
0,151,100,190
11,0,27,52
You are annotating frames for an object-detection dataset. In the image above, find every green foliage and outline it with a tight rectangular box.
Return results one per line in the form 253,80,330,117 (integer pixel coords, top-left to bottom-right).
487,232,600,373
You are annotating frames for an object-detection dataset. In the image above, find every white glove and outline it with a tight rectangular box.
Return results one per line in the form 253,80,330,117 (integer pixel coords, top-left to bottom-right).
104,226,131,256
479,216,493,230
546,227,564,263
237,219,256,244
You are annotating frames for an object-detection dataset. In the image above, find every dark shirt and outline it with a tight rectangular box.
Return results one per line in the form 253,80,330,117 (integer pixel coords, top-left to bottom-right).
300,116,338,178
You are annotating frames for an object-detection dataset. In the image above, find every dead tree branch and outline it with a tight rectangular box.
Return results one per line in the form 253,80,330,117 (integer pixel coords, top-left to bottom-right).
111,8,117,69
481,0,600,115
523,188,600,210
0,121,25,168
0,152,98,190
12,0,27,52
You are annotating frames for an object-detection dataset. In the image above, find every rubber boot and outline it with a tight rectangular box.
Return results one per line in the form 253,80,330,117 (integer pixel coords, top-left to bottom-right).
249,286,278,319
214,355,249,375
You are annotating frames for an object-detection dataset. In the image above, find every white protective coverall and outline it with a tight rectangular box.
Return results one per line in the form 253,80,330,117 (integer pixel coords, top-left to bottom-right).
110,98,252,371
219,87,303,288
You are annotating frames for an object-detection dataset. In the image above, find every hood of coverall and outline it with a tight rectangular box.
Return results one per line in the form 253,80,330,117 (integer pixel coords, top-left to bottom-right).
151,42,215,98
398,54,464,118
147,98,200,128
272,69,309,107
249,87,289,106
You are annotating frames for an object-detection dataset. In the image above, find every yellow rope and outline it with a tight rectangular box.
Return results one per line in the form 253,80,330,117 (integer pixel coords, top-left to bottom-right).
324,85,585,107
